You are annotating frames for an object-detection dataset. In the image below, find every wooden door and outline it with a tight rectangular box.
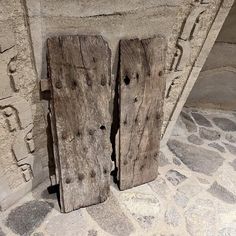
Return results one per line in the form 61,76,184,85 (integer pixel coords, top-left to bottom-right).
47,35,112,212
119,37,166,190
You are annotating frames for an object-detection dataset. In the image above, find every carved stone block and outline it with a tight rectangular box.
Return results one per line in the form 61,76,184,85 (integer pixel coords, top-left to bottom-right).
0,21,15,53
12,125,33,161
0,21,16,100
21,165,33,182
12,131,29,161
0,96,33,129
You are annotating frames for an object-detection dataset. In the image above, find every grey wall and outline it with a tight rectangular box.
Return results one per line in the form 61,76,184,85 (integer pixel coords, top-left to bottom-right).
186,2,236,111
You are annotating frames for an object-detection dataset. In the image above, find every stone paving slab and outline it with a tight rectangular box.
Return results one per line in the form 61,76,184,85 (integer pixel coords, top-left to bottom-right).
0,107,236,236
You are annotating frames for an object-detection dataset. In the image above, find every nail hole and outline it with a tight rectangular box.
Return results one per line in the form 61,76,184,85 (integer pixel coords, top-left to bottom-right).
78,173,85,181
86,77,92,86
136,73,139,80
159,71,163,76
65,178,71,184
89,129,95,135
55,81,62,89
100,125,106,130
61,131,67,140
134,97,138,103
103,168,108,174
90,170,96,178
124,75,130,85
101,75,107,86
77,130,81,137
71,80,77,89
123,160,128,165
156,113,161,120
140,164,145,171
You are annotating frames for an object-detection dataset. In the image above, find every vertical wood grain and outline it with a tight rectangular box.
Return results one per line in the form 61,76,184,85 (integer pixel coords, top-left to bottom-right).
119,37,166,190
47,35,112,212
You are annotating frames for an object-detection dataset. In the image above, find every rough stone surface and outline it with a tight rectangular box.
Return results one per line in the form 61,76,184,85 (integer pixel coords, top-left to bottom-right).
87,194,134,236
0,0,48,211
6,201,52,236
168,139,224,175
218,227,236,236
149,178,170,200
119,190,160,229
87,230,98,236
197,177,210,185
208,142,225,153
174,182,203,208
213,117,236,131
208,181,236,204
199,127,221,141
191,112,212,127
45,210,89,236
225,133,236,143
230,159,236,171
165,170,187,186
174,191,189,208
223,142,236,155
187,134,204,145
1,107,236,235
177,182,203,200
173,157,181,166
159,151,170,167
0,227,5,236
165,206,180,227
185,199,216,236
180,112,197,133
32,232,44,236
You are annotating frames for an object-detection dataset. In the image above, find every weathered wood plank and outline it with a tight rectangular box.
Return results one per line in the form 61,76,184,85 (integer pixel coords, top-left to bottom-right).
119,37,166,190
47,35,112,212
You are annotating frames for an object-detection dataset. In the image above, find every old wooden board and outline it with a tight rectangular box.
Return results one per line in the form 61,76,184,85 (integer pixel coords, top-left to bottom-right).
47,35,112,212
119,37,166,190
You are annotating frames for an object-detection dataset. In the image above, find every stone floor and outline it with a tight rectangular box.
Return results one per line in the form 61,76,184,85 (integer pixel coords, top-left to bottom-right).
1,107,236,236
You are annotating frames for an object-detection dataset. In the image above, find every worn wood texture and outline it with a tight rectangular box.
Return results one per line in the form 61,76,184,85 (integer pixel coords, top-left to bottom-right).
47,35,112,213
119,37,166,190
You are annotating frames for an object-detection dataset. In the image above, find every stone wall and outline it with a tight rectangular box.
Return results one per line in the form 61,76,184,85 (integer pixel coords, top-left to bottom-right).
0,0,48,210
161,0,235,144
26,0,235,143
186,2,236,110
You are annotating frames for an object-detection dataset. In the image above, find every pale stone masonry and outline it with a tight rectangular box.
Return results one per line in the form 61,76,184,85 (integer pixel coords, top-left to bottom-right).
1,107,236,235
0,0,48,210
